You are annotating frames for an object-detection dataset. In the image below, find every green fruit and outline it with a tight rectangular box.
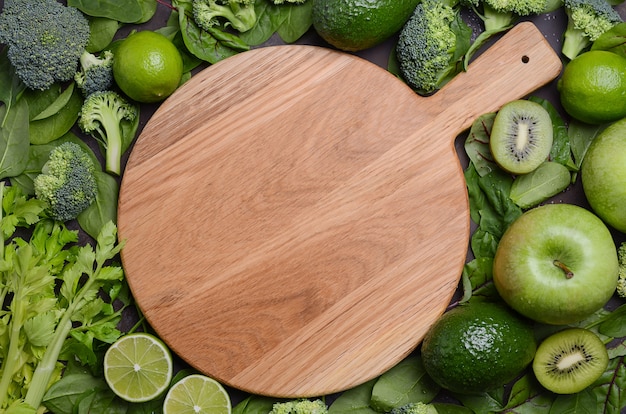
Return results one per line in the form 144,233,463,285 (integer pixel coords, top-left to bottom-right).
493,204,618,325
421,301,536,394
533,328,608,395
489,100,554,175
581,117,626,233
311,0,419,52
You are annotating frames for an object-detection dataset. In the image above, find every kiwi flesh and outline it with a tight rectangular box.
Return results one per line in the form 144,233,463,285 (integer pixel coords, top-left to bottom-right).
532,328,608,394
490,100,553,175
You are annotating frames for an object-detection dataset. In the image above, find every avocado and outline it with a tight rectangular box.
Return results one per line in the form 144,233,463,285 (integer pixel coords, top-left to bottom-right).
311,0,420,52
420,301,536,394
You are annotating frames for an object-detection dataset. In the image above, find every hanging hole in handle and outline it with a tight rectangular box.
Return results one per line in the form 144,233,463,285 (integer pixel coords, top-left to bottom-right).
521,55,530,63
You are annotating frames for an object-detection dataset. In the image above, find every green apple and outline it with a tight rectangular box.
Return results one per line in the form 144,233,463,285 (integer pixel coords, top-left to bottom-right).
493,204,618,325
581,117,626,233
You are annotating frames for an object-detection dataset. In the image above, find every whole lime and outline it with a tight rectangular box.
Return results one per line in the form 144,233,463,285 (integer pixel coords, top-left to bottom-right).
113,31,183,103
582,117,626,233
311,0,419,52
421,301,536,394
557,50,626,125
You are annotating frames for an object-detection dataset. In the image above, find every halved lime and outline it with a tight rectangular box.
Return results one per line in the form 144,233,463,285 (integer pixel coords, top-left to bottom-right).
163,374,231,414
104,332,173,402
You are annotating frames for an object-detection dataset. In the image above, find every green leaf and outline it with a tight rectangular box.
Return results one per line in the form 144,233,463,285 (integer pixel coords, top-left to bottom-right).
509,161,571,209
599,304,626,338
86,17,121,53
77,172,119,240
461,257,497,301
0,97,30,179
464,113,498,177
592,22,626,58
28,84,83,145
328,379,378,414
42,373,108,414
590,356,626,413
233,395,276,414
568,121,605,169
67,0,144,23
0,47,27,126
529,96,576,171
370,356,439,412
30,83,76,122
548,389,597,413
174,0,248,64
275,1,313,43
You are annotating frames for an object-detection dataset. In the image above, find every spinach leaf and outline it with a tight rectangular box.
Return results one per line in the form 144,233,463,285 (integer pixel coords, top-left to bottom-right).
460,257,497,302
30,82,76,121
233,395,276,414
592,22,626,58
0,47,27,127
276,0,313,43
499,374,555,412
599,304,626,338
173,0,249,64
529,96,576,171
509,161,571,209
28,83,84,145
241,0,313,45
77,171,119,240
86,16,121,53
68,0,144,23
328,379,378,414
464,112,497,177
370,356,439,412
590,355,626,413
0,97,30,179
43,373,108,414
568,121,605,170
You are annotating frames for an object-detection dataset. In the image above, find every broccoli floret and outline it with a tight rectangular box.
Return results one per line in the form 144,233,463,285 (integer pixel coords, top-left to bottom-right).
270,0,307,3
389,402,439,414
616,242,626,298
562,0,622,60
461,0,558,65
0,0,90,90
192,0,257,33
78,91,138,176
269,399,328,414
396,0,472,95
33,142,97,222
75,50,114,97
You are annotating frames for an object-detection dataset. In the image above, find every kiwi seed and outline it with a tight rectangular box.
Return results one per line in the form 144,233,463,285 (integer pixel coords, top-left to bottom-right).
490,99,553,175
532,328,608,394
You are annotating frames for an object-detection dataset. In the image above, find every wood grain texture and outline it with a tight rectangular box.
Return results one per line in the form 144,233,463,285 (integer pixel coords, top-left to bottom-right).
117,22,562,397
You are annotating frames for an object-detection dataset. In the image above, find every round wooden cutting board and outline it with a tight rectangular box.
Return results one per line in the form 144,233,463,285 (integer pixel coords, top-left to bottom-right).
117,22,562,397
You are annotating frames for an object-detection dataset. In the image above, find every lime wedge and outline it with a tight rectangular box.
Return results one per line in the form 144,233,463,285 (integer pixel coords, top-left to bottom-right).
163,374,231,414
104,332,173,402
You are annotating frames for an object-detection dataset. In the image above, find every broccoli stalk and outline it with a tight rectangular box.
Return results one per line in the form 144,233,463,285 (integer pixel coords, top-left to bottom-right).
395,0,472,95
390,402,439,414
75,50,114,97
562,0,623,60
0,0,90,90
78,91,139,176
192,0,257,33
33,142,98,222
616,242,626,298
462,0,560,66
270,0,307,3
269,399,328,414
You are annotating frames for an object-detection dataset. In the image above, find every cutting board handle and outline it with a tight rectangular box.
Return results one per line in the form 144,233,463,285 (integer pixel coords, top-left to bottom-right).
432,21,563,135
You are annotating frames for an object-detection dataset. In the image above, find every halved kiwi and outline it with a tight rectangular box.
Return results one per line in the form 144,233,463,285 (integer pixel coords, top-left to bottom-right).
490,100,553,175
532,328,608,394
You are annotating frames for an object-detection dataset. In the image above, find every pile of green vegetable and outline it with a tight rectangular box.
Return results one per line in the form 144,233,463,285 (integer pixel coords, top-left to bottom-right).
1,0,626,412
